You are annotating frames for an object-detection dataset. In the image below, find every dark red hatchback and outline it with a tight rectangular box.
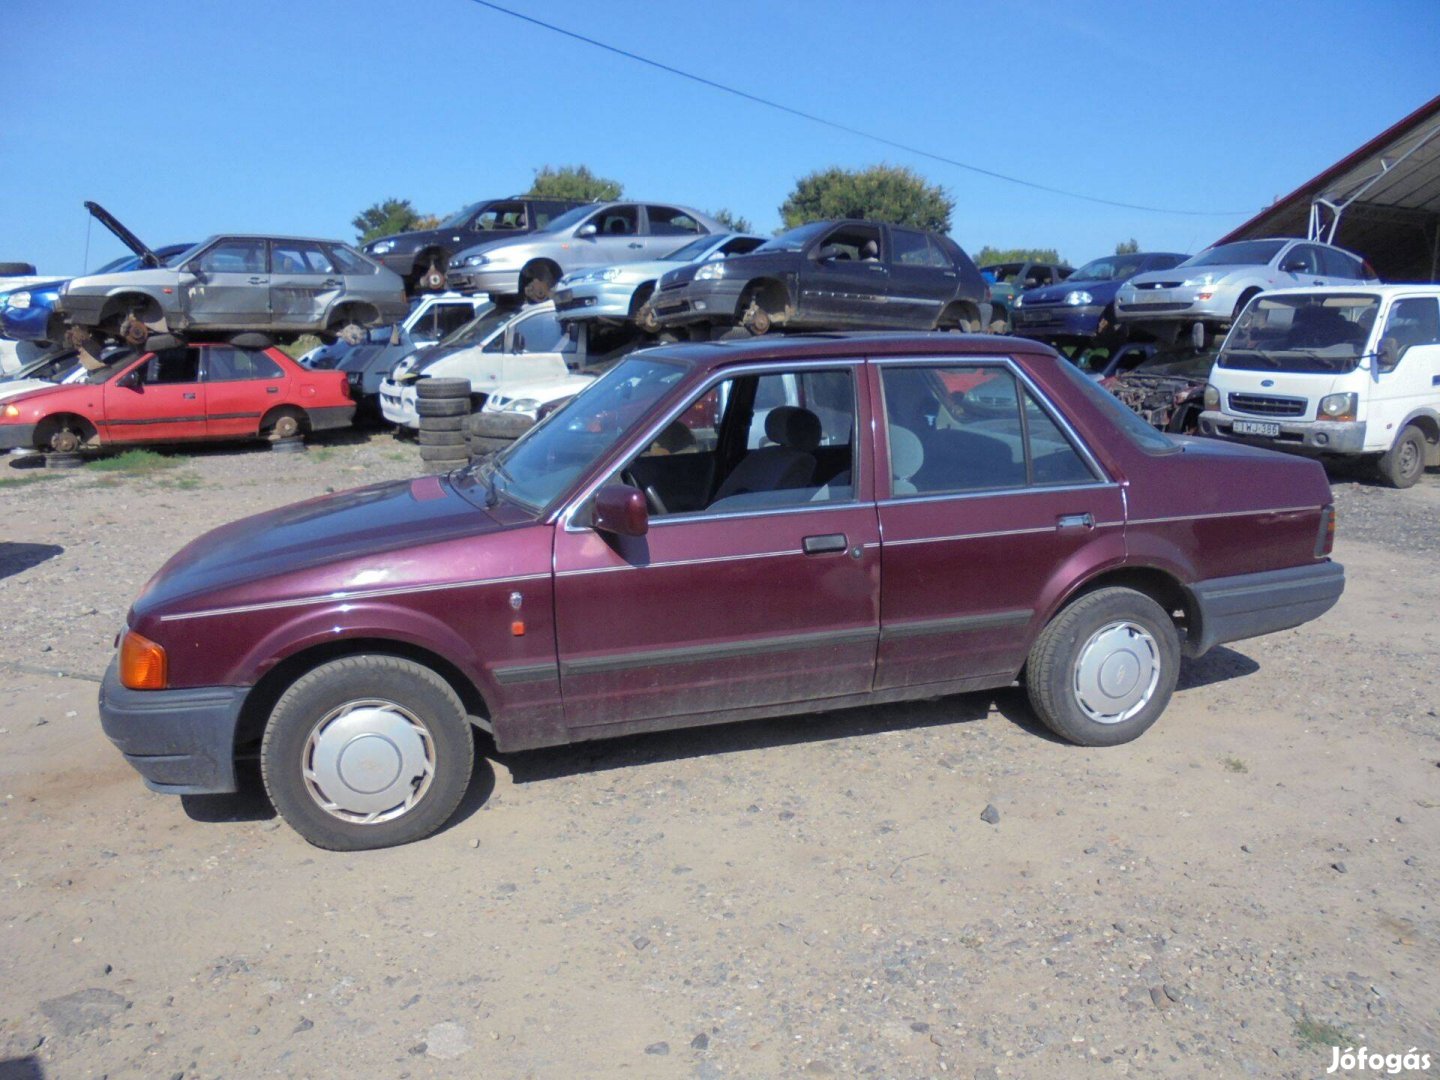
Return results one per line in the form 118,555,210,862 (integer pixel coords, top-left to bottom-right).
100,333,1344,849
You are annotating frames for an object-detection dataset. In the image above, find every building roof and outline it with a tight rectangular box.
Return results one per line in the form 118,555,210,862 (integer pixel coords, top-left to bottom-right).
1217,95,1440,282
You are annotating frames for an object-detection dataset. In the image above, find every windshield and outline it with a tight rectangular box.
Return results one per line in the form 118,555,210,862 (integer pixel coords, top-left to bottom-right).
660,235,721,262
1124,344,1219,380
456,355,691,512
438,203,481,229
1218,293,1378,374
82,348,141,383
540,205,597,234
756,222,828,253
1183,240,1286,268
1070,255,1147,282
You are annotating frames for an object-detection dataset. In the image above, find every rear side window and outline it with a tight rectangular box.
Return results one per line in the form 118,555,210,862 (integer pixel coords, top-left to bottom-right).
879,364,1099,496
1320,247,1364,279
270,241,337,275
891,228,950,268
205,347,283,381
1381,297,1440,350
645,206,703,236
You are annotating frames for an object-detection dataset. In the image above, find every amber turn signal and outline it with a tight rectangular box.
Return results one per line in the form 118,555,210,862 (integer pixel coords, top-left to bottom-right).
119,629,168,690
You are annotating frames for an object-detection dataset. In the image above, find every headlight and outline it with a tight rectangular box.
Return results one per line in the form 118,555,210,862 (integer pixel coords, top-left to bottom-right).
1013,295,1024,308
1203,384,1219,409
370,240,396,255
1317,392,1358,422
597,268,621,282
464,254,489,267
694,263,725,281
501,398,540,413
1064,290,1093,306
1181,272,1222,287
6,291,31,309
3,404,21,418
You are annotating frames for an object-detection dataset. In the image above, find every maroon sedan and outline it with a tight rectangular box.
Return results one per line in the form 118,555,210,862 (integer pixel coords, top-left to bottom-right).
100,334,1343,849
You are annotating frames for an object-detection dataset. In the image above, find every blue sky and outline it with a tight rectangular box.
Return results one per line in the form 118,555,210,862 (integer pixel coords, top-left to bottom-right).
6,0,1438,274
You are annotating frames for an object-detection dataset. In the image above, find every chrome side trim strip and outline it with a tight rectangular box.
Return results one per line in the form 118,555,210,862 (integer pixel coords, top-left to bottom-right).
1128,505,1316,526
158,572,552,622
880,609,1032,640
556,548,800,578
492,661,561,685
561,625,877,676
876,480,1120,508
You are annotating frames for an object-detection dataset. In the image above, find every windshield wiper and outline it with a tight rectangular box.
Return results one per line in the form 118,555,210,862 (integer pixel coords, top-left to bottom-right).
1219,348,1280,369
479,454,517,509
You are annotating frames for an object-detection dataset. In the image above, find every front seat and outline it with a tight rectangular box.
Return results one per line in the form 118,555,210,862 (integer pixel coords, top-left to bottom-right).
711,406,820,503
889,425,924,495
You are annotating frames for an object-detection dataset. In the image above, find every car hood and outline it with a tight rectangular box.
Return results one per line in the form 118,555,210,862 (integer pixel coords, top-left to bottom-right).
661,250,795,287
131,475,508,620
0,378,61,403
1126,263,1256,287
371,225,531,256
2,278,67,296
1023,278,1123,305
65,267,178,291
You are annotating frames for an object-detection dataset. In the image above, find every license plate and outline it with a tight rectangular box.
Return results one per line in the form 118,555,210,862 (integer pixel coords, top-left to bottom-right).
1233,419,1280,437
1141,289,1170,303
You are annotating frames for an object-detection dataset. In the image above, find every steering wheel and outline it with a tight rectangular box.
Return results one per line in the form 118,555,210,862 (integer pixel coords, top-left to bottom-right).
621,470,667,515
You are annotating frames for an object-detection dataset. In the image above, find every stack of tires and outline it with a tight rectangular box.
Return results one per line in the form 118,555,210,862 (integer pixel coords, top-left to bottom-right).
463,411,535,463
415,378,472,471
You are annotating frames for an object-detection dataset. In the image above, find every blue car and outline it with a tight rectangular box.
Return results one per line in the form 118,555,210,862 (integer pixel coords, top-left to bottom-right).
1012,251,1188,343
0,242,194,343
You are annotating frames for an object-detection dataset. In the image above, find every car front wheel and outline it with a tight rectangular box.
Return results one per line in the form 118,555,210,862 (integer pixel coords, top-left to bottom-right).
1024,587,1180,746
260,655,476,850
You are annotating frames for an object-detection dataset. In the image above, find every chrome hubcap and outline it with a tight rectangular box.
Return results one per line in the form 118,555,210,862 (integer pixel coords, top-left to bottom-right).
303,699,435,823
1073,621,1160,724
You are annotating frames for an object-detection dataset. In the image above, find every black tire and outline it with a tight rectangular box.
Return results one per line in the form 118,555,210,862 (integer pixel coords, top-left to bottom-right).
419,444,471,464
418,429,466,447
416,398,469,418
260,655,475,850
1024,587,1180,747
415,377,472,400
469,412,534,439
229,331,274,350
0,261,37,276
1376,424,1426,489
521,263,556,303
418,414,465,432
44,452,85,470
468,435,514,454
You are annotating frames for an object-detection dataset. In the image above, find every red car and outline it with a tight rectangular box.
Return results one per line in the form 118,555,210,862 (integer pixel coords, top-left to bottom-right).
0,342,353,453
98,333,1342,850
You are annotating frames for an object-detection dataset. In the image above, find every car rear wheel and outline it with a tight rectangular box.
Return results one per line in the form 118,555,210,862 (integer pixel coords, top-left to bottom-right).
260,655,475,850
1025,587,1179,747
521,263,556,303
1376,424,1426,489
421,260,448,292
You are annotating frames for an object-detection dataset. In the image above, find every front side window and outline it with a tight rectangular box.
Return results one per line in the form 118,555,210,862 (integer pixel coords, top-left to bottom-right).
196,239,265,274
145,347,202,384
880,363,1099,496
1381,297,1440,352
588,205,639,237
473,201,527,230
816,224,882,262
1280,245,1322,275
271,241,337,275
205,346,283,381
645,206,703,236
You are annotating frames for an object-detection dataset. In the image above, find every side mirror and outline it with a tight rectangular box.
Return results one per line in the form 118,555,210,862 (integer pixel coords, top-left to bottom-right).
1279,260,1305,273
1378,336,1404,372
577,223,598,238
184,264,206,281
592,483,648,537
119,370,141,390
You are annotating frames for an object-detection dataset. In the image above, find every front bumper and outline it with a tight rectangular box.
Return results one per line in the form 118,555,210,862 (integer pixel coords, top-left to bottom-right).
0,422,37,450
0,301,58,341
98,659,248,795
552,281,636,320
447,267,521,296
651,278,747,326
1012,304,1104,337
1198,411,1368,455
53,291,106,326
1185,561,1344,658
1115,286,1237,323
379,381,419,428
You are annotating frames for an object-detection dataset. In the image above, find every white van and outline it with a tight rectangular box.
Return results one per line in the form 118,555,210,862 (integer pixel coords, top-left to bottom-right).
1199,285,1440,487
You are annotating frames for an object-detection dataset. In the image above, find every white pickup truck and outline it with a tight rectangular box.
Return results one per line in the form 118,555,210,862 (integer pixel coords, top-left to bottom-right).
1200,285,1440,487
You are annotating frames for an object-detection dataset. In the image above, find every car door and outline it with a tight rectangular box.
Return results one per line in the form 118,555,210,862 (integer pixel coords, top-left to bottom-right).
1277,243,1326,287
102,346,206,443
552,361,879,733
492,306,573,390
640,205,707,258
801,222,889,327
872,359,1124,689
574,204,644,270
269,240,345,329
201,344,287,438
183,238,269,327
886,226,958,328
1377,295,1440,427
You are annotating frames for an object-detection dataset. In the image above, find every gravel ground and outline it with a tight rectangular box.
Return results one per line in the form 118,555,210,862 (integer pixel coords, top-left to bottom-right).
1,437,1437,1080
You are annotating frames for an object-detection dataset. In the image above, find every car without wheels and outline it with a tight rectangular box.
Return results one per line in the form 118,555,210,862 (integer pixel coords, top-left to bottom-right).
0,341,353,454
979,260,1073,332
1013,252,1188,344
651,220,990,338
57,207,408,348
363,197,583,295
99,333,1344,850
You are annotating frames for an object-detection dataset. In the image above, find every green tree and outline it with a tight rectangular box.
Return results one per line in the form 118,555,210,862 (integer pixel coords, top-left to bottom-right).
779,164,953,232
1115,238,1140,255
975,246,1063,266
708,208,754,233
526,165,623,202
351,198,429,244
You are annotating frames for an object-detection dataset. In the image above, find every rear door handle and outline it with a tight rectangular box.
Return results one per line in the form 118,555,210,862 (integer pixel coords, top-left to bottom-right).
266,386,279,393
182,392,196,400
322,279,342,288
803,533,848,554
1057,512,1094,530
248,276,266,284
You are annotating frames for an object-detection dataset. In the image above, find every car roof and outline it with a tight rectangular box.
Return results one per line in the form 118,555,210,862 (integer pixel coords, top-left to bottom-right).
638,331,1058,373
1254,284,1437,298
195,234,353,246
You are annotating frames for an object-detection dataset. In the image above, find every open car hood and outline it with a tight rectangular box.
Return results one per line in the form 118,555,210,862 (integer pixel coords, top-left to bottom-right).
84,201,162,268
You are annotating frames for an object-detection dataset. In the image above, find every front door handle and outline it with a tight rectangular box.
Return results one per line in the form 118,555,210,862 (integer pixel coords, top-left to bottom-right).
803,533,848,555
322,279,342,288
266,386,280,393
248,276,266,284
628,242,643,249
182,392,196,400
1057,512,1094,530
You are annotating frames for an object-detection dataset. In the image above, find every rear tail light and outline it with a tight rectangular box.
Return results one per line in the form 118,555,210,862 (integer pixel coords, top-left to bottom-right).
1316,504,1336,557
119,629,168,690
